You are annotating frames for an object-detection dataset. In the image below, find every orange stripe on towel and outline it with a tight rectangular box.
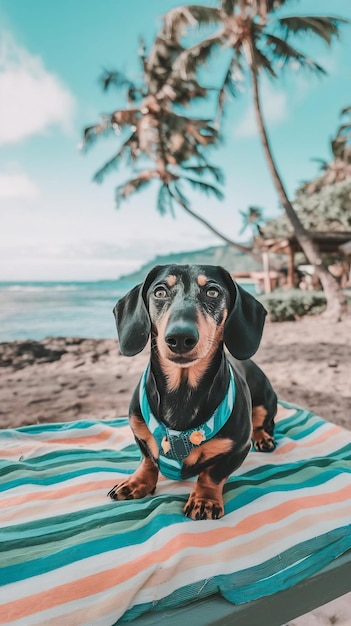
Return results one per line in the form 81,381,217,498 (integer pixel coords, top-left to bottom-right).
276,424,341,455
0,479,115,509
1,482,351,623
1,427,132,459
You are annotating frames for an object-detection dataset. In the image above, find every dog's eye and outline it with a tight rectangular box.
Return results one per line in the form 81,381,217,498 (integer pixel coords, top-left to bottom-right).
206,287,220,298
154,286,168,299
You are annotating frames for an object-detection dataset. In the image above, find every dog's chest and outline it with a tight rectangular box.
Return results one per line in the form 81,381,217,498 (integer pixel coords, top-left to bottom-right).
158,394,202,431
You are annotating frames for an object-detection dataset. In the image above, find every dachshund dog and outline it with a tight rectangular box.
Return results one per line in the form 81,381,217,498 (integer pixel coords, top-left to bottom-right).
108,264,277,520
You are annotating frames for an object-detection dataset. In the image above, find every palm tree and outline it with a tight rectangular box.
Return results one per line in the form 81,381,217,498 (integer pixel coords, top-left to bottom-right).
82,44,263,259
239,205,265,237
159,0,348,319
302,105,351,194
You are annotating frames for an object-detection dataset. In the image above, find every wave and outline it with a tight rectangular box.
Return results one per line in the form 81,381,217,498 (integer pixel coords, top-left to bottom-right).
5,285,79,293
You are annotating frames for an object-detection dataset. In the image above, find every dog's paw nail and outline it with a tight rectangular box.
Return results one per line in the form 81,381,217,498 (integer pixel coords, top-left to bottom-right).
212,506,221,519
184,506,191,518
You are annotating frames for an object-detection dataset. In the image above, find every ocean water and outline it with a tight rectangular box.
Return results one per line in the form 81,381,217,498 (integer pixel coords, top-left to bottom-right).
0,281,131,342
0,279,258,342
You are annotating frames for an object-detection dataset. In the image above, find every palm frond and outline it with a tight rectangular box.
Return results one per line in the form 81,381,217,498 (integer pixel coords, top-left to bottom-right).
221,0,293,16
341,105,351,116
183,175,224,200
187,118,219,143
146,35,185,85
221,0,293,19
335,107,351,146
310,157,328,172
111,108,140,128
167,78,208,104
217,55,244,118
188,129,218,147
331,137,348,159
94,154,120,185
264,33,326,74
157,183,176,216
226,56,244,95
100,69,136,92
162,5,221,41
170,182,191,209
164,115,218,149
278,16,348,45
335,124,351,139
208,164,225,184
220,0,238,16
251,44,276,76
221,69,238,99
180,164,224,184
115,171,157,208
100,68,140,105
262,0,300,13
165,110,213,128
172,33,224,80
93,133,138,184
138,36,147,72
84,108,139,151
82,115,114,151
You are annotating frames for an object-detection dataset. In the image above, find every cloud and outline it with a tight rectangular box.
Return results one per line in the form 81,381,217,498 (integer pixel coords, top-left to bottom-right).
0,32,75,145
0,170,40,199
235,82,288,138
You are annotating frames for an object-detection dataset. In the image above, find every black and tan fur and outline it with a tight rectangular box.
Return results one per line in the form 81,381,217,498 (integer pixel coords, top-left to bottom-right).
108,264,277,520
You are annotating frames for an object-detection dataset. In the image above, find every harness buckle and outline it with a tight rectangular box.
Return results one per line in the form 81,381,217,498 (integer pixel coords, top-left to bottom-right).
162,429,206,461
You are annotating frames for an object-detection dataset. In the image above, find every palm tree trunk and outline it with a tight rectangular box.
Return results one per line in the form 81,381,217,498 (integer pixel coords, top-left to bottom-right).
249,61,347,320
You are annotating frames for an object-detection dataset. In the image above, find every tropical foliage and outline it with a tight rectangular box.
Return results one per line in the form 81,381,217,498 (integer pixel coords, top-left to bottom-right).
158,0,348,318
262,106,351,237
82,52,222,215
82,37,264,255
261,179,351,239
302,106,351,194
161,3,342,98
83,0,349,317
239,206,265,236
259,289,327,322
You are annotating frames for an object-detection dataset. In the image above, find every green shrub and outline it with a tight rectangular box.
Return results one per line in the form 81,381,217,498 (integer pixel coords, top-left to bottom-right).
258,289,327,322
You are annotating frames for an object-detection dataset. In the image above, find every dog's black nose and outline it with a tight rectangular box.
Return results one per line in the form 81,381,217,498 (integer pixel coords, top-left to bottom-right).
165,324,199,354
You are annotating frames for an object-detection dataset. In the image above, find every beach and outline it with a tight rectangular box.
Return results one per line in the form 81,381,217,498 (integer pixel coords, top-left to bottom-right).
1,314,351,625
1,313,350,431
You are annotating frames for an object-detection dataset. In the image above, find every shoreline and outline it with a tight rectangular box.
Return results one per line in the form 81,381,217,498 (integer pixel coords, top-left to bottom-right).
0,314,350,431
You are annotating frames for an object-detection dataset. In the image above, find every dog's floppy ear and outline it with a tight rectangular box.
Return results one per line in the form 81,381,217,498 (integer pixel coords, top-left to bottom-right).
113,266,163,356
218,267,267,360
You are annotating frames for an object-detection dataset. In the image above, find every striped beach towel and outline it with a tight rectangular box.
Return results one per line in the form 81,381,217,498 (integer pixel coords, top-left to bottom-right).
0,402,350,625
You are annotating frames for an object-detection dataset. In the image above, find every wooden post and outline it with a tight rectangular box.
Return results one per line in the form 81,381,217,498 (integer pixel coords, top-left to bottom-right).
262,251,271,293
287,244,295,288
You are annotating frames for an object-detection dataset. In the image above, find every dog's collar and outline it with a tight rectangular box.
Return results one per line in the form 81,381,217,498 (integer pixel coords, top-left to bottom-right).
139,363,236,479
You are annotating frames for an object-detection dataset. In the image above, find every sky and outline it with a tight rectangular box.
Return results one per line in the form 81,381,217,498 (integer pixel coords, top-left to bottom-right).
0,0,350,281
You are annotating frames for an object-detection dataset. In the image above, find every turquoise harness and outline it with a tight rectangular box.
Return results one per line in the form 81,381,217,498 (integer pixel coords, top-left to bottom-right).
139,364,236,480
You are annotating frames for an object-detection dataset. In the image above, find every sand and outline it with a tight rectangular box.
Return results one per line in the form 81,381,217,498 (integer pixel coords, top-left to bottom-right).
0,314,350,430
0,314,350,624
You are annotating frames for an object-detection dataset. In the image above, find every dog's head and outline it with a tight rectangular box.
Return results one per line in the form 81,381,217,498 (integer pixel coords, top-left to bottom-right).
113,264,266,363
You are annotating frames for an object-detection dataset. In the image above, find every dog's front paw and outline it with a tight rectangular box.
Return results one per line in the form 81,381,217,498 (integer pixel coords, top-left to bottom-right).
183,493,224,520
108,458,159,501
108,476,156,501
253,433,276,452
